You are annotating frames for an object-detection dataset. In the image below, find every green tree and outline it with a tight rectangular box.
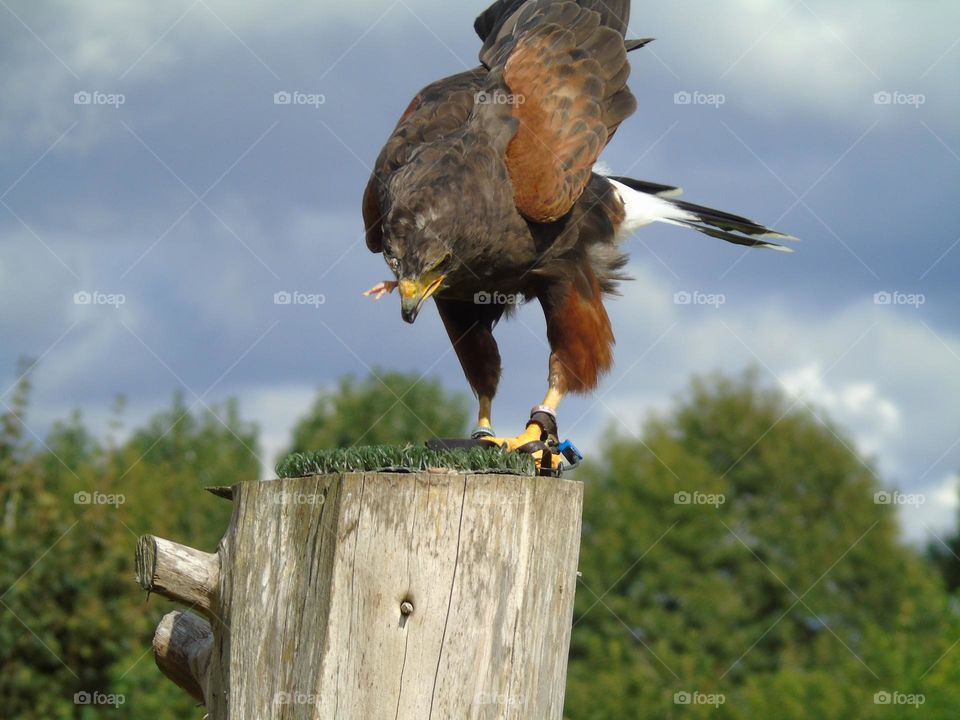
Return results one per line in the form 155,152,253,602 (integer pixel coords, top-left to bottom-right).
1,367,468,718
0,369,259,719
926,482,960,592
6,364,959,718
565,371,959,719
286,370,469,453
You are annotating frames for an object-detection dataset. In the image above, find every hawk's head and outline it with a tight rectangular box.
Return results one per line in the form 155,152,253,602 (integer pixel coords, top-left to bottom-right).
381,203,456,324
381,139,508,322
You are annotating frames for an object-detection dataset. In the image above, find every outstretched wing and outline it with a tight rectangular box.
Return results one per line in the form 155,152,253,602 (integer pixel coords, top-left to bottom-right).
363,68,486,253
475,0,632,56
474,0,638,223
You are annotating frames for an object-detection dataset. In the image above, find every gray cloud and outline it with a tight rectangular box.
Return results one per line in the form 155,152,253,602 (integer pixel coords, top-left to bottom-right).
1,0,958,544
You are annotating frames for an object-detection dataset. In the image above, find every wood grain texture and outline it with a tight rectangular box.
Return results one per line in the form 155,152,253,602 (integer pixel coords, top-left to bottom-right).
136,535,219,617
153,610,213,703
141,472,584,719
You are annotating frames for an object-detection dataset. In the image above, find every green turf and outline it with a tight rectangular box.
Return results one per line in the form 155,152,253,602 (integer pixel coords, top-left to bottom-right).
276,444,536,478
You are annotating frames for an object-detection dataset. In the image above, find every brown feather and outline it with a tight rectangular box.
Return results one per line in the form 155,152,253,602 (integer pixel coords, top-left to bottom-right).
362,93,425,252
543,264,615,394
436,298,504,400
362,178,384,253
363,69,487,255
482,1,635,222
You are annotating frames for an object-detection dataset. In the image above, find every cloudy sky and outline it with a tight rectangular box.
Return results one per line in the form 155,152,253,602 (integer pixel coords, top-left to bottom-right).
1,0,957,542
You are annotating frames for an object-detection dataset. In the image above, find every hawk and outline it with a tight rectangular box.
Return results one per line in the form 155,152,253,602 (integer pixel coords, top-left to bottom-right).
362,0,795,458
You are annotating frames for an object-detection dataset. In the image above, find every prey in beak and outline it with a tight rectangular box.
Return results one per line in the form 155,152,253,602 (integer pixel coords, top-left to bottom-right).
399,271,445,323
364,251,450,323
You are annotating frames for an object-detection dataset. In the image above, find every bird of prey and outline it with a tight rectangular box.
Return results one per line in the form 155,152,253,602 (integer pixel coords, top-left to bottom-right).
362,0,795,459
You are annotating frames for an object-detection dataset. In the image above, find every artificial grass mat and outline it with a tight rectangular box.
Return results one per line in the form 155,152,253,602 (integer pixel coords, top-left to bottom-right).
276,444,536,478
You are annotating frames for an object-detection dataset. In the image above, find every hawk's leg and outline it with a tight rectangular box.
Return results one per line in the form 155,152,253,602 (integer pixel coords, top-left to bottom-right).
481,265,614,453
435,298,504,438
476,368,565,452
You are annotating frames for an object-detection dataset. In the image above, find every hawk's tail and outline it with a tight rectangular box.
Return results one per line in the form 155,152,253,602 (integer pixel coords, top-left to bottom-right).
607,175,799,252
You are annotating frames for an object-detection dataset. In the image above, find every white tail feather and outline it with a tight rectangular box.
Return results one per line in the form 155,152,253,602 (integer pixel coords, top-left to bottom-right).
608,178,796,252
609,179,696,241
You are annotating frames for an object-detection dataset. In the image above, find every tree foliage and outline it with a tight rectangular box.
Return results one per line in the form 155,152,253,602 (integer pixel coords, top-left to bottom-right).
927,487,960,593
0,367,257,719
285,371,470,454
564,371,959,718
2,364,958,718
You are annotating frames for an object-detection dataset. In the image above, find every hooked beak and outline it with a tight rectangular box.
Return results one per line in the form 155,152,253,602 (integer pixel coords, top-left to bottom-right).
399,273,445,323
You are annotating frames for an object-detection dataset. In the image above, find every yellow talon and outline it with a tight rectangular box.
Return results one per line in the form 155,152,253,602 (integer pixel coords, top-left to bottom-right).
478,423,543,453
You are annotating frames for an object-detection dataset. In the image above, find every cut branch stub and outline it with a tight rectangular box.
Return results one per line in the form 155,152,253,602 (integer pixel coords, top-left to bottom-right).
153,610,213,703
136,535,219,617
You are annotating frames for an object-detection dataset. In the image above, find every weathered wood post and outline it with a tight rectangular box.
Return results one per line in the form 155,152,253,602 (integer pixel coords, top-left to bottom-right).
137,471,583,719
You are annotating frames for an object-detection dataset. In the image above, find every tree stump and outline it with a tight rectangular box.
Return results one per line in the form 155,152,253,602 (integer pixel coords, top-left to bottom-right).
136,472,584,719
